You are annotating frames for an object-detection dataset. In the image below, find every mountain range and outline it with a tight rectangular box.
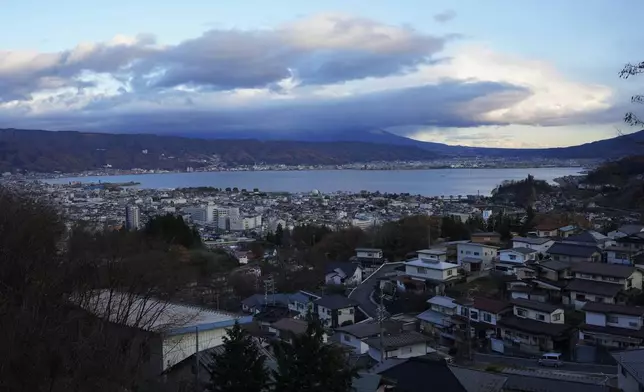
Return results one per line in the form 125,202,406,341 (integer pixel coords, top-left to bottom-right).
0,128,642,173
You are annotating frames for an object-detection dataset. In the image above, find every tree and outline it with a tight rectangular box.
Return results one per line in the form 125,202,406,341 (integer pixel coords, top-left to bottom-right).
274,224,284,247
144,213,202,248
272,314,358,392
208,322,269,392
620,61,644,127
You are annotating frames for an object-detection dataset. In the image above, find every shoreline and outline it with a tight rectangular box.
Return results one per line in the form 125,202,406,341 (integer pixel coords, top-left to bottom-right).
36,165,585,182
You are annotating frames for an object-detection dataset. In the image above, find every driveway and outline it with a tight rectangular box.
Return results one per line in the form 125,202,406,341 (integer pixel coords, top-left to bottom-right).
349,262,403,318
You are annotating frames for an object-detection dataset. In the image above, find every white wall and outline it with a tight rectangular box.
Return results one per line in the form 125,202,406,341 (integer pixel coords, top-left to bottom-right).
162,327,226,370
339,332,369,354
337,307,356,326
404,264,457,281
368,343,430,361
456,305,500,326
456,243,497,268
568,292,616,310
513,306,564,324
585,311,643,330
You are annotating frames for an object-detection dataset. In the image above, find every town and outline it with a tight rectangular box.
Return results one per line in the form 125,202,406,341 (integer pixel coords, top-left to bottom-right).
3,168,644,391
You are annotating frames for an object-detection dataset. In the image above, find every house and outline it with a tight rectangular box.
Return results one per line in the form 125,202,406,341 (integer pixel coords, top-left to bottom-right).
608,224,644,239
287,291,320,317
355,248,385,268
535,223,560,238
77,290,253,374
456,242,499,272
325,262,364,286
336,320,404,354
470,232,502,245
495,248,538,275
564,230,615,249
417,248,448,262
605,245,644,265
374,356,507,392
546,242,602,263
498,299,573,354
511,236,554,255
564,262,642,309
314,294,359,328
417,296,457,345
503,370,611,392
364,331,433,361
403,251,460,291
269,318,313,343
453,297,512,340
579,302,644,349
615,232,644,253
558,225,578,238
613,349,644,392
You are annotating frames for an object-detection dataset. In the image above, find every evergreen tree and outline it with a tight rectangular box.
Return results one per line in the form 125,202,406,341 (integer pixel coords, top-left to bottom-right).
208,322,269,392
272,314,357,392
274,223,284,247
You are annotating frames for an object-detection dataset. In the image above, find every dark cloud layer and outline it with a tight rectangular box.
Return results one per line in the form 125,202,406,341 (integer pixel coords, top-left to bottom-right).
0,80,529,135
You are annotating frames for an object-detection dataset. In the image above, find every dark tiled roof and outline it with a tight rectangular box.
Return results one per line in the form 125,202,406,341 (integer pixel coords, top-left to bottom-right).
503,374,610,392
336,320,403,339
326,261,359,277
498,316,572,337
564,279,623,297
512,237,553,245
612,349,644,386
580,323,644,338
455,297,511,314
509,247,538,255
511,299,561,313
538,260,571,272
617,224,644,236
377,357,467,392
570,262,635,278
364,331,430,351
565,231,605,245
314,294,359,310
449,366,507,392
271,318,308,335
582,302,644,316
547,242,599,258
471,232,501,237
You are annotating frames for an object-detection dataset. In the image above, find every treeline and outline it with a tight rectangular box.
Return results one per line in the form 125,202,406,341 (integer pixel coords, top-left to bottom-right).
585,155,644,185
491,174,553,206
0,190,244,391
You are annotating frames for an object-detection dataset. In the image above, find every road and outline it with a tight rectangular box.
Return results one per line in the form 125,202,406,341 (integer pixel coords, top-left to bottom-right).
473,353,617,375
349,262,403,318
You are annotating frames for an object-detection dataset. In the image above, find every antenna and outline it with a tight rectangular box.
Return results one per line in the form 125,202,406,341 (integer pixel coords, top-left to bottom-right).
264,275,276,307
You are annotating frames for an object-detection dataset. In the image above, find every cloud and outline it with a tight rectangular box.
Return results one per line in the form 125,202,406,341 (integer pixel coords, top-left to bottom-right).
433,10,457,23
0,14,619,145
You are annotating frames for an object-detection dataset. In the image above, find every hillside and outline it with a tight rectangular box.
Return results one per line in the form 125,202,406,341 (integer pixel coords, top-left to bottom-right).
0,129,438,173
178,128,644,159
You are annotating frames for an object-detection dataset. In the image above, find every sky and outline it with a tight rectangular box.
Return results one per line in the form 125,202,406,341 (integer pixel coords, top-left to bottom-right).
1,0,643,148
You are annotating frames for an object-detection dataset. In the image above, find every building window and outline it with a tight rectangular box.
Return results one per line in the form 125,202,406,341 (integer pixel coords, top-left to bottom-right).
466,251,472,255
470,312,479,320
416,267,427,274
575,294,586,301
474,252,480,256
483,313,492,322
629,322,639,328
461,307,468,317
447,269,453,276
553,255,560,261
509,254,517,260
343,334,351,342
349,308,354,315
536,314,545,321
516,308,527,317
553,313,561,321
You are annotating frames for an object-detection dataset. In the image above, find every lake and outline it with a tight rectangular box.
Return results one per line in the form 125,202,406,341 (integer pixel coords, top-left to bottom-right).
45,167,582,197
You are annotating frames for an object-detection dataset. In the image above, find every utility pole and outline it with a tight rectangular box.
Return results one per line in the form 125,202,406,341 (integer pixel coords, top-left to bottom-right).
377,289,388,362
194,327,200,392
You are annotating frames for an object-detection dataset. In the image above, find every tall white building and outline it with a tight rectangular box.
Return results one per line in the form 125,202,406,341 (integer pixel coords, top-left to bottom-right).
125,205,141,230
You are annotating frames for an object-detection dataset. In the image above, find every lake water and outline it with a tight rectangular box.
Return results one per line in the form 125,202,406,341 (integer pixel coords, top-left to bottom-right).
45,167,582,196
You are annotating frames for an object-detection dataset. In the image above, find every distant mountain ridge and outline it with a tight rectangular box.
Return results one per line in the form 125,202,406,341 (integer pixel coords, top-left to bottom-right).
0,128,642,173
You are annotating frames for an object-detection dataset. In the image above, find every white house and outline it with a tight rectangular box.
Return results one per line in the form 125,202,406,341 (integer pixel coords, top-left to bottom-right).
314,295,359,328
416,248,448,262
511,237,554,255
498,299,572,354
364,331,433,361
453,297,512,338
416,296,457,344
613,349,644,392
404,255,459,283
336,320,403,354
609,224,644,240
580,302,644,349
605,245,643,265
456,242,498,272
565,262,642,309
77,290,253,372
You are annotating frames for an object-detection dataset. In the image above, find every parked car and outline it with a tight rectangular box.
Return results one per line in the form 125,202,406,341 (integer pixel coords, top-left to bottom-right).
538,353,563,367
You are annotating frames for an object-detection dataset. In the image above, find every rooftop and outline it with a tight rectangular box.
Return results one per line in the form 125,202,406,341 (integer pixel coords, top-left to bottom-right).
613,349,644,386
405,257,459,270
498,316,572,337
364,331,431,351
427,295,457,309
455,297,511,314
570,262,635,278
547,242,600,258
565,279,624,297
503,247,538,255
511,299,562,313
77,290,249,335
314,294,359,310
538,260,571,272
512,236,553,245
581,302,644,317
